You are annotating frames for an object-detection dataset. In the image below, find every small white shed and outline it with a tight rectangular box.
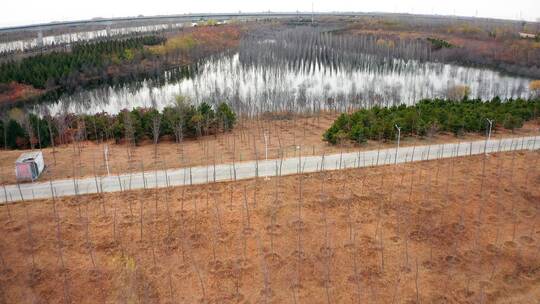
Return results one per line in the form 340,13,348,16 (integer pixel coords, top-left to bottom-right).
519,32,537,39
15,151,45,182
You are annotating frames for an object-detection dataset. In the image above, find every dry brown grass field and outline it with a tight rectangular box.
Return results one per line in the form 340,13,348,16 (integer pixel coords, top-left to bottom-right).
0,149,539,303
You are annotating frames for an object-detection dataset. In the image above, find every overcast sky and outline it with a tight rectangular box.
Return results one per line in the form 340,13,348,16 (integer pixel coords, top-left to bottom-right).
1,0,539,28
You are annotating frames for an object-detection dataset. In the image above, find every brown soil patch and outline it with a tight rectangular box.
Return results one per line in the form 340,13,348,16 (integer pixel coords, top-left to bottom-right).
0,150,539,303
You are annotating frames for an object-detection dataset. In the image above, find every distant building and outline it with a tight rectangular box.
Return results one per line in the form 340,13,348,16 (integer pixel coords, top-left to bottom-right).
519,32,537,39
15,151,45,182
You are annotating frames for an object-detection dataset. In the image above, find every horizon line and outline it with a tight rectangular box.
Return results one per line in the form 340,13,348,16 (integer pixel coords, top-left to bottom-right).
1,11,538,31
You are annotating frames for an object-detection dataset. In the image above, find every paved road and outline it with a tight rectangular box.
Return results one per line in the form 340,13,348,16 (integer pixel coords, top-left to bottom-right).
2,136,539,203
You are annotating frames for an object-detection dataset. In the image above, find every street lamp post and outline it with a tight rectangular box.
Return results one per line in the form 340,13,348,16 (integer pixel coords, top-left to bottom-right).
264,131,268,160
485,118,493,154
394,124,401,164
104,144,110,175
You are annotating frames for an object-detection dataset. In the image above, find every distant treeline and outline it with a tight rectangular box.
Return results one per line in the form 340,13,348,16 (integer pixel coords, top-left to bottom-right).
344,16,540,78
0,101,236,150
239,28,435,72
240,27,540,78
0,36,165,89
324,98,540,144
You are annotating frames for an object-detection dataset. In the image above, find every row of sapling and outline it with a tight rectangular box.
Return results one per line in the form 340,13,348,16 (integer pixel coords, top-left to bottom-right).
1,137,538,301
292,173,304,303
11,135,536,302
49,181,72,304
317,169,333,303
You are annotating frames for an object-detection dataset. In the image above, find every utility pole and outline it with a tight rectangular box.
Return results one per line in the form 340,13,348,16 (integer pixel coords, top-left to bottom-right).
394,124,401,164
104,144,110,175
264,131,268,160
311,2,314,25
484,118,493,154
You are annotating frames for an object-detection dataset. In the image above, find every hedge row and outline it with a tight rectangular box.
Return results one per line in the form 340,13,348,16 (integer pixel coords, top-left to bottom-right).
324,97,540,144
0,102,236,150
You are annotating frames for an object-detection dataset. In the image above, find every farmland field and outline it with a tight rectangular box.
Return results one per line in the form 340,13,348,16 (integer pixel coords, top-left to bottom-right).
0,150,538,303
